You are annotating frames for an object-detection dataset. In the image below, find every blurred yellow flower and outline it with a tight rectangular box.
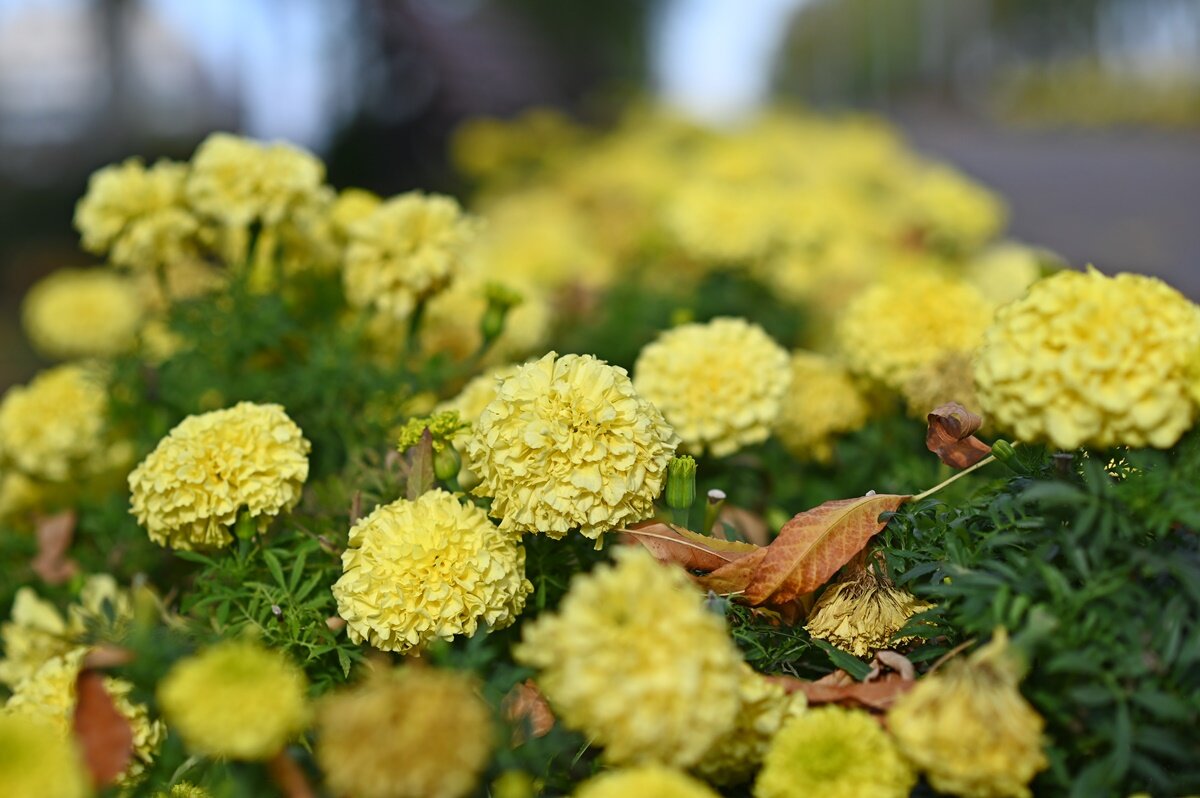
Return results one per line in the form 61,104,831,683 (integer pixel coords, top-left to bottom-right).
574,766,720,798
0,364,108,482
773,352,869,461
436,364,520,489
515,547,741,767
905,163,1006,252
332,489,531,654
665,179,779,264
467,352,678,540
965,242,1048,306
330,187,382,239
0,713,90,798
128,402,311,550
901,352,982,419
634,318,789,457
22,269,145,360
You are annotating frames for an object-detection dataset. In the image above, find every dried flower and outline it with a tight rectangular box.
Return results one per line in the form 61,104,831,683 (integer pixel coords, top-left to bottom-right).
467,352,678,541
634,318,789,457
773,352,869,462
22,269,144,360
0,364,108,482
805,565,935,657
575,766,720,798
0,713,90,798
515,547,741,767
128,402,311,550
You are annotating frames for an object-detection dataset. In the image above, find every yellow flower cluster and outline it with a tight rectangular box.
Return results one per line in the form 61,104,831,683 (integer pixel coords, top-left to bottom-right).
773,352,870,462
694,665,808,786
975,268,1200,450
634,318,790,457
901,352,982,419
755,706,916,798
666,178,781,264
128,402,310,550
343,192,475,320
316,666,494,798
157,638,309,761
515,547,742,767
805,566,935,657
467,353,678,540
837,270,994,390
0,714,90,798
889,630,1048,798
574,767,720,798
22,268,145,360
332,489,531,653
0,364,108,482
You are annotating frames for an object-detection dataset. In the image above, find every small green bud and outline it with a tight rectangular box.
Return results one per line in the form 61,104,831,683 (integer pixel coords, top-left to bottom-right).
434,443,462,483
991,439,1023,473
234,508,257,540
665,455,697,511
481,283,523,344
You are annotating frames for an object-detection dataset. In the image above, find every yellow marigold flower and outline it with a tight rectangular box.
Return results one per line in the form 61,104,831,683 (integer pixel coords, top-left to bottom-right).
888,630,1048,798
467,352,678,540
420,277,552,364
975,268,1200,450
634,318,789,458
330,187,382,239
74,156,201,272
332,489,531,654
902,352,982,420
0,713,90,798
906,163,1006,251
694,664,808,786
157,639,308,760
128,402,311,550
315,666,494,798
343,192,474,320
22,269,145,360
186,132,325,229
0,468,42,520
665,179,780,264
805,566,935,657
515,547,741,767
773,352,869,462
966,243,1047,306
436,365,520,489
0,364,108,482
755,706,916,798
574,766,720,798
836,271,993,391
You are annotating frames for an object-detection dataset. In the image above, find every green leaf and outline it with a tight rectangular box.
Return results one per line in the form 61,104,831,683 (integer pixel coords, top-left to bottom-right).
336,647,352,678
263,550,286,589
812,639,872,681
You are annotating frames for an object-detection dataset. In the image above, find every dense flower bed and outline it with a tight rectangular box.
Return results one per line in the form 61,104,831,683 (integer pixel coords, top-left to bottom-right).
1,106,1198,797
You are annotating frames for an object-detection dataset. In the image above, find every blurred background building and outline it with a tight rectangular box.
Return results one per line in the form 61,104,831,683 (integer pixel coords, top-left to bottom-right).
2,0,1199,384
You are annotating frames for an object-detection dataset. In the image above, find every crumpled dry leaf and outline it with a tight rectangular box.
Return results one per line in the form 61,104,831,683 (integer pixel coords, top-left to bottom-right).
503,679,555,744
622,521,757,572
926,402,991,469
33,510,80,585
767,651,916,714
73,670,134,788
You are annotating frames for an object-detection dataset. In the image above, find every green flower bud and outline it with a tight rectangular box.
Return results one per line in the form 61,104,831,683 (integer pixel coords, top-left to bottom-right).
665,455,697,511
434,443,462,483
991,439,1023,473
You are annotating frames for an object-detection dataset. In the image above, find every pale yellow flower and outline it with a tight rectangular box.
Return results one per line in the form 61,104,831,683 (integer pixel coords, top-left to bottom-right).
332,489,531,654
804,566,934,657
773,352,869,461
330,187,382,239
0,364,108,482
467,352,678,540
435,364,520,489
128,402,311,550
634,318,789,457
515,547,742,767
22,269,145,360
0,713,90,798
905,163,1006,251
965,242,1047,306
665,178,780,264
574,766,720,798
975,268,1200,450
901,352,982,419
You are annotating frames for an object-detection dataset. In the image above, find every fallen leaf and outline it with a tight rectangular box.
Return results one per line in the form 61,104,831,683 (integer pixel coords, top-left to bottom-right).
503,679,555,744
926,402,991,469
82,646,135,670
872,650,916,682
621,521,757,572
33,511,79,585
768,655,916,713
73,670,134,788
267,750,317,798
405,428,434,500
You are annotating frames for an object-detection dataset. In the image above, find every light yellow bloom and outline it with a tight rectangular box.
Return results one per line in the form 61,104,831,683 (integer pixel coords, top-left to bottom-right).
343,192,474,320
888,630,1048,798
965,242,1047,306
975,268,1200,450
665,178,780,264
330,187,382,239
0,364,108,482
574,766,720,798
902,352,982,419
634,318,789,457
0,468,43,520
773,352,869,461
805,566,934,657
515,547,742,767
0,713,90,798
905,163,1006,251
316,666,493,798
128,402,311,550
467,352,678,540
755,706,915,798
435,364,520,489
157,639,308,760
22,269,145,360
332,489,531,653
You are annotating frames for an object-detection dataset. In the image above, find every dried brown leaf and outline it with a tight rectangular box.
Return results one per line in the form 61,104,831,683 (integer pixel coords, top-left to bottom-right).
621,521,758,572
405,428,435,500
768,668,915,713
503,679,555,744
926,402,991,469
33,511,79,585
73,670,134,788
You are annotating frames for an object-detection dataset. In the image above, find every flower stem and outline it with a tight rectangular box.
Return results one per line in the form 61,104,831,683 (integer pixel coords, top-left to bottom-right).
912,455,997,503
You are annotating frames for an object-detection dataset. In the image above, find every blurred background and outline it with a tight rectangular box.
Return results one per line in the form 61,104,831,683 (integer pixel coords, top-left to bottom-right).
2,0,1199,387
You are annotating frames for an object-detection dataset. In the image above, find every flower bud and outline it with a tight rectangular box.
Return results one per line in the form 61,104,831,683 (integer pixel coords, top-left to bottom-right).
991,439,1023,474
665,456,697,511
434,443,462,483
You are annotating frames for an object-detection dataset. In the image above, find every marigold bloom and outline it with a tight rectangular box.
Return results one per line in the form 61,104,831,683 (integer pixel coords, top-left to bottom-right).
515,547,741,767
755,706,915,798
157,639,308,760
805,566,934,657
837,271,993,391
332,490,531,654
435,364,520,488
0,364,108,482
128,402,311,550
634,318,789,458
975,268,1200,450
22,269,144,360
0,714,90,798
965,243,1046,306
330,187,382,239
343,192,474,320
695,665,808,786
773,352,869,462
74,156,201,272
316,667,493,798
888,630,1048,798
901,352,982,420
574,766,720,798
906,164,1006,251
467,352,678,540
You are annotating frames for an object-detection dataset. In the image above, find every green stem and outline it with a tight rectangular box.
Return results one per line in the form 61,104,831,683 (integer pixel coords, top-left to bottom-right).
406,300,428,358
670,505,691,531
912,455,997,503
